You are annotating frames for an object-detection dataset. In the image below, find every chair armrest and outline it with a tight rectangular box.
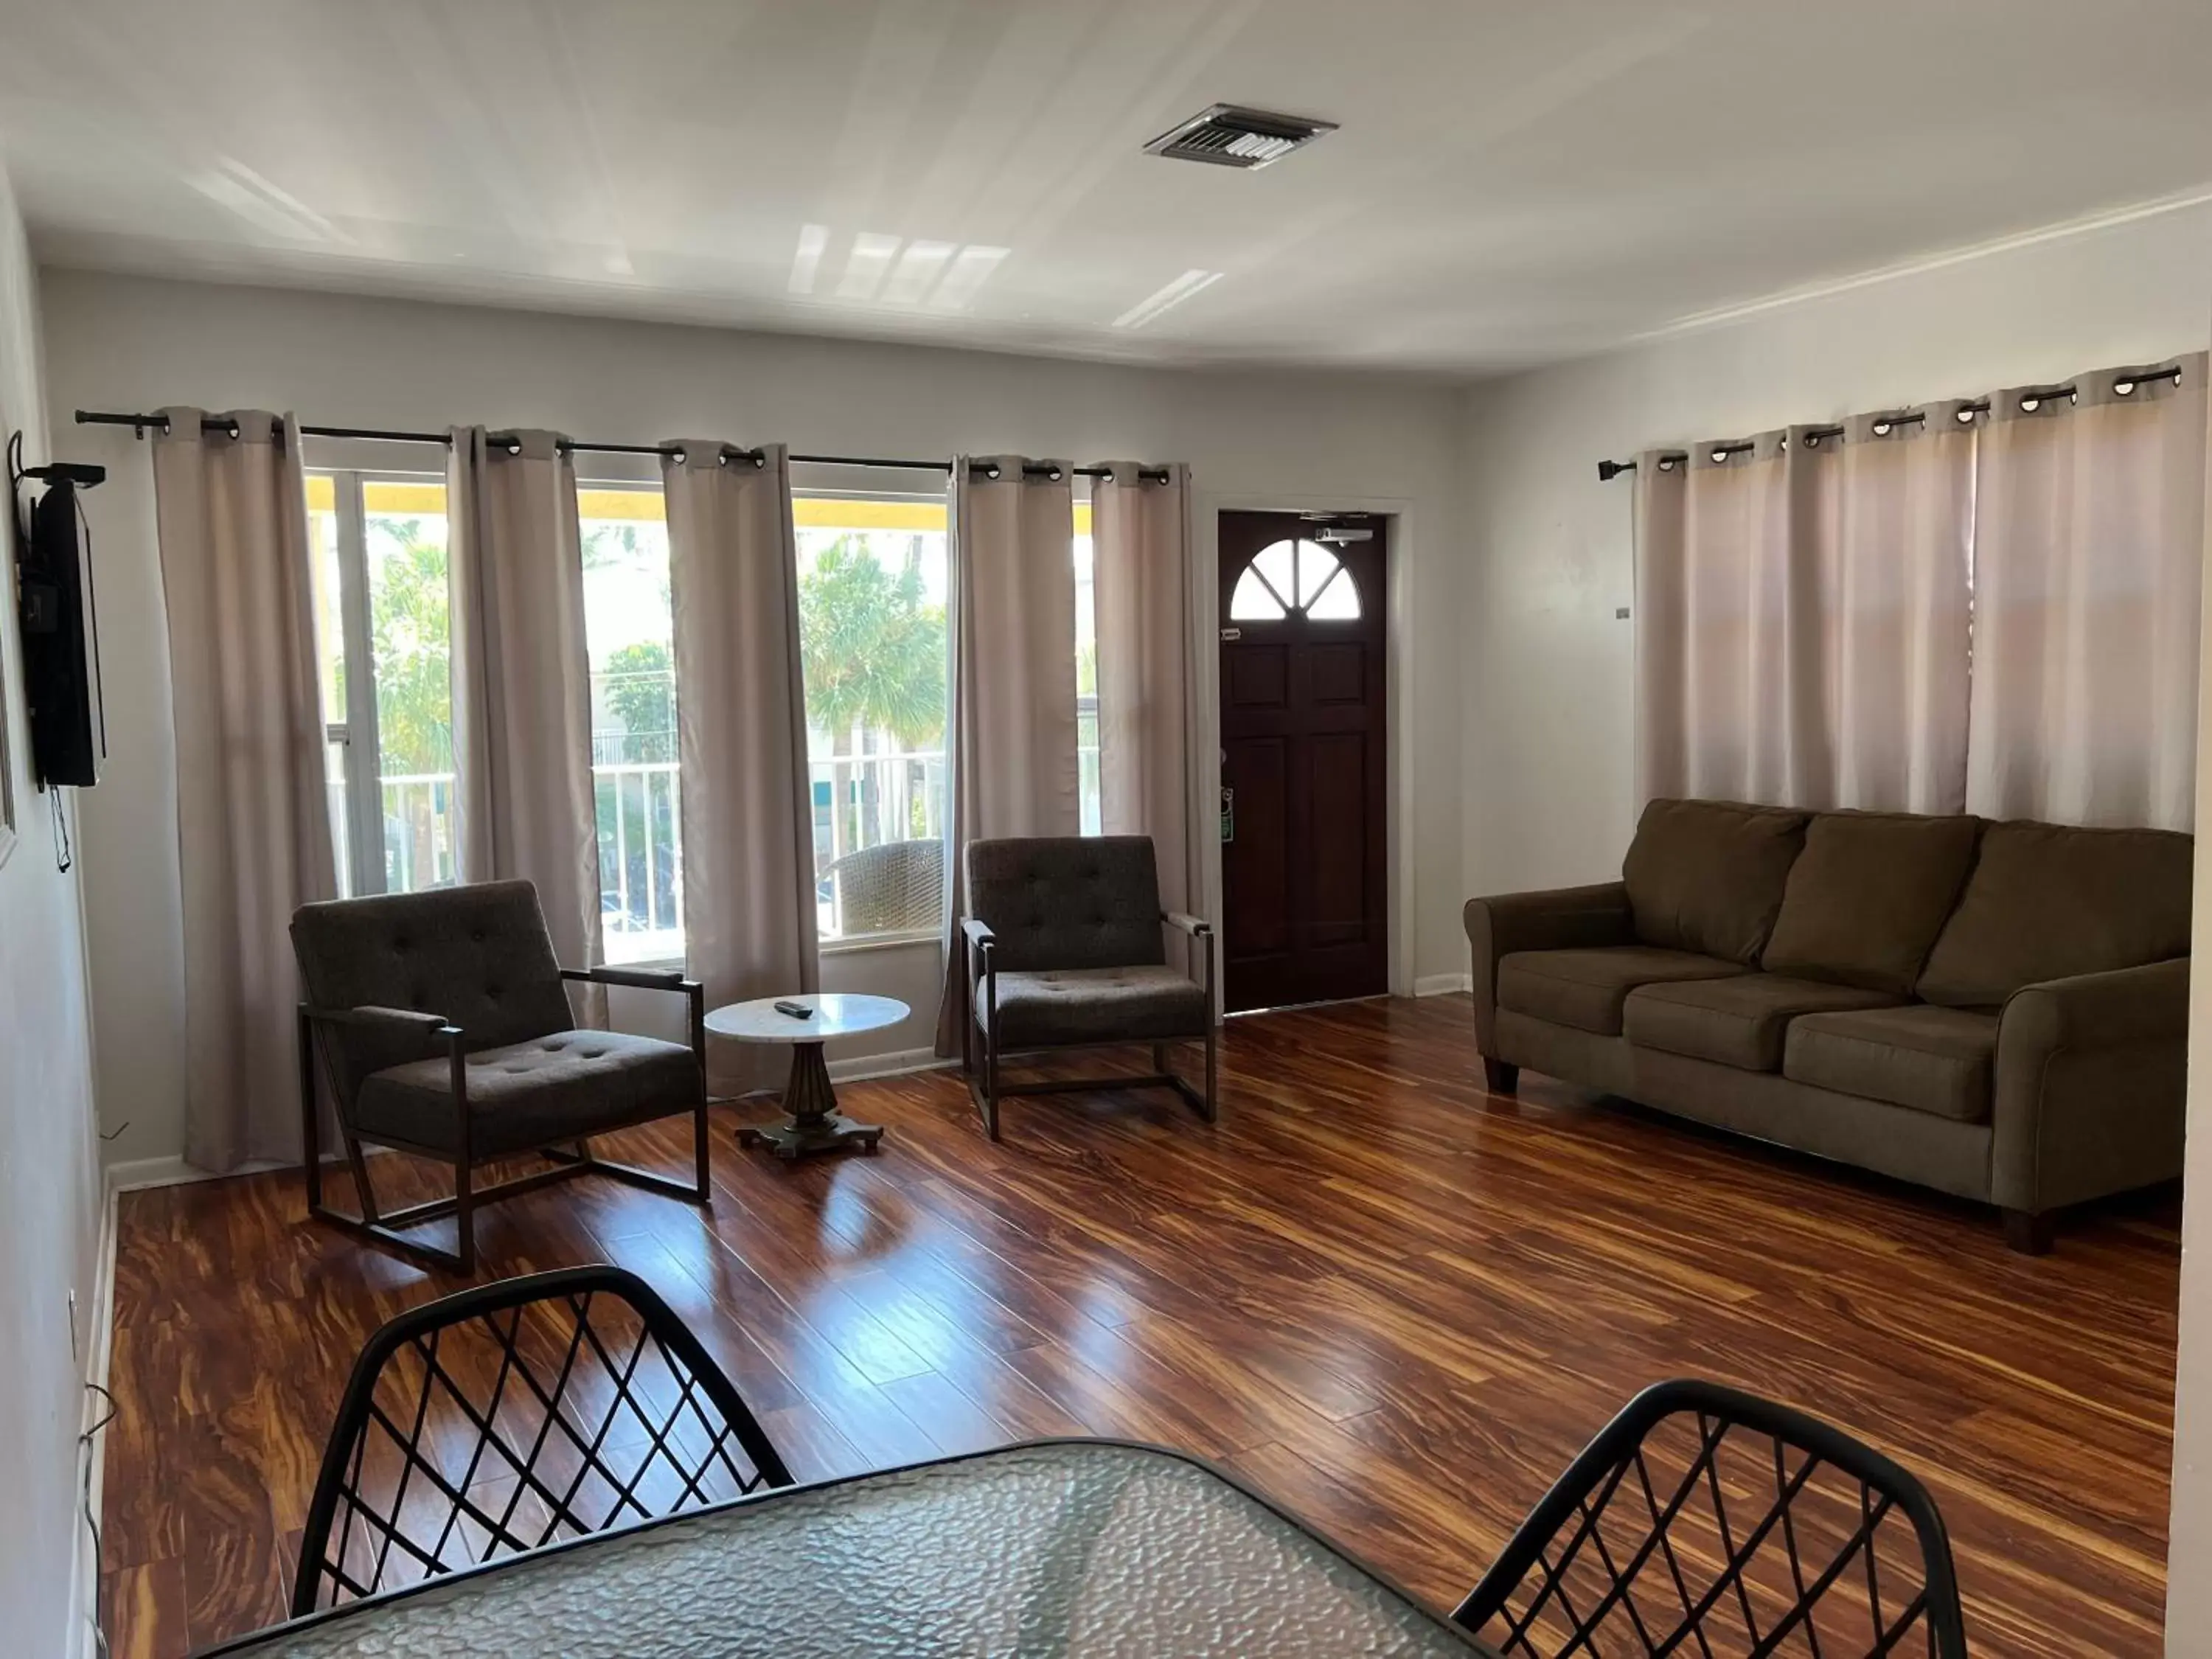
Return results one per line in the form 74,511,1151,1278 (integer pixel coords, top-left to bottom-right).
961,917,997,953
1463,882,1634,1053
304,1003,461,1038
561,965,697,994
1163,911,1211,936
1992,956,2189,1213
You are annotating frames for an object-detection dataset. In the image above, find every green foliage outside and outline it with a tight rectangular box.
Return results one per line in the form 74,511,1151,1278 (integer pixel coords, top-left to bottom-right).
601,640,675,764
799,535,947,858
366,518,453,776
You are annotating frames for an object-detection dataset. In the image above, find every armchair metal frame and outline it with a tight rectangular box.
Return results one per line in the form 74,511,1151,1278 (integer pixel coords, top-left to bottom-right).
960,911,1217,1141
298,965,712,1276
1454,1377,1967,1658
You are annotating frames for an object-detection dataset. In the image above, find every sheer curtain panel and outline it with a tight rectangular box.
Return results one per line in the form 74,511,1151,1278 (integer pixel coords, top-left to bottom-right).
447,427,605,1018
1831,408,1976,813
1966,356,2207,830
1092,462,1201,917
661,440,818,1093
151,408,338,1169
1635,411,1975,813
935,456,1079,1055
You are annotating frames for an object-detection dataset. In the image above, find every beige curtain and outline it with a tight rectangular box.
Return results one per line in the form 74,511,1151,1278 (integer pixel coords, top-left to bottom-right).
1635,410,1974,813
661,440,818,1093
934,456,1078,1055
1092,462,1200,916
1966,356,2207,830
151,408,338,1170
447,428,604,1018
1831,408,1977,813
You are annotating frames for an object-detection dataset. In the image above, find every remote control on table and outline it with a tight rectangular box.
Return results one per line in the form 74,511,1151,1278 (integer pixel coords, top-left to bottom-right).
773,1000,814,1019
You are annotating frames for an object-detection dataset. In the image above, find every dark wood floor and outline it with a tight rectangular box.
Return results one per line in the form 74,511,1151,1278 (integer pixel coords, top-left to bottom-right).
101,998,2178,1658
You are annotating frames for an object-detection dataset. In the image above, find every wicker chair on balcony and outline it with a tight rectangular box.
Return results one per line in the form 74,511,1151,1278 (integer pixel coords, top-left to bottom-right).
291,880,712,1274
957,835,1216,1140
823,837,945,936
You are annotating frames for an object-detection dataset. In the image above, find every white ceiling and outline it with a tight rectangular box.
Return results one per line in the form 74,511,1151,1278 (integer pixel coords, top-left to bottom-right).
4,0,2211,376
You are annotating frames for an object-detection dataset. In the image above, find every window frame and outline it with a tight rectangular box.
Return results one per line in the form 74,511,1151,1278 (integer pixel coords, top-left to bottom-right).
792,480,953,954
575,474,685,970
315,467,425,899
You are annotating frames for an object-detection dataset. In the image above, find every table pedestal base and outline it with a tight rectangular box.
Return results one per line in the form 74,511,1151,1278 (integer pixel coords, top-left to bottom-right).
737,1040,883,1160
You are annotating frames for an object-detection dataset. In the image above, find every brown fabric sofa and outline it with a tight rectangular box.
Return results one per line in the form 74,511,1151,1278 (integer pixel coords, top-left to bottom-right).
1464,799,2191,1253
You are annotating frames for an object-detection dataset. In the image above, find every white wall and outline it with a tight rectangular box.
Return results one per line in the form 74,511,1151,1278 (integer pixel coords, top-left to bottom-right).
0,168,105,1659
37,269,1466,1171
1455,199,2212,905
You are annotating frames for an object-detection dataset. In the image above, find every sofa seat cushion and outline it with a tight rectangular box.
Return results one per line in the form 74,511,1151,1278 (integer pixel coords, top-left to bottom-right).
1783,1005,1999,1122
1623,974,1904,1072
1497,947,1743,1037
1623,799,1809,964
1917,819,2193,1008
1761,811,1983,993
357,1029,700,1158
980,965,1207,1048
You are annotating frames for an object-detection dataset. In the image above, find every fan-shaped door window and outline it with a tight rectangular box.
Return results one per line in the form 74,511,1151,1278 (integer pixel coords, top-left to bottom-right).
1228,538,1361,622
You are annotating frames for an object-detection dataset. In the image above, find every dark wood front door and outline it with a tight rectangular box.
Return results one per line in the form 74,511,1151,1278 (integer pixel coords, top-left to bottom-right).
1217,510,1388,1012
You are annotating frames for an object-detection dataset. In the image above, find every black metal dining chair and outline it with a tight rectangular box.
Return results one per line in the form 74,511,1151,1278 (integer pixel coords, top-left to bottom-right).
1454,1379,1968,1658
293,1265,793,1615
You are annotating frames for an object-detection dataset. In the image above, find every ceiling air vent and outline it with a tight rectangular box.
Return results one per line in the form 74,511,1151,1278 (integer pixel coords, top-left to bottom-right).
1143,105,1338,170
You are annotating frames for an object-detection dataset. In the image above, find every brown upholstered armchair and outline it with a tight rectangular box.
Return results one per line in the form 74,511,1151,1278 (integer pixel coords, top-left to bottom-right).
958,836,1216,1140
291,880,711,1273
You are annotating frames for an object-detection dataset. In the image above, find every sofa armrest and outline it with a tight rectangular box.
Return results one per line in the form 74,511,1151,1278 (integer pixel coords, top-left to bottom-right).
1462,883,1634,1053
1991,956,2189,1214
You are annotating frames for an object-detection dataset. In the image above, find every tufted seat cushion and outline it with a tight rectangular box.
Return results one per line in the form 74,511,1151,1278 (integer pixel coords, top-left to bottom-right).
964,836,1166,972
978,966,1207,1048
356,1029,700,1157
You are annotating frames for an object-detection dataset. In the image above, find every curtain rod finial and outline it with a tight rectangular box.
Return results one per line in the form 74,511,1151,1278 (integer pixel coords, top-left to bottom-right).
1599,459,1634,481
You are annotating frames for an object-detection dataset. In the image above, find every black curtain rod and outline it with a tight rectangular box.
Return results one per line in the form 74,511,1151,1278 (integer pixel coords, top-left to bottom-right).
72,411,1169,483
1595,364,2186,481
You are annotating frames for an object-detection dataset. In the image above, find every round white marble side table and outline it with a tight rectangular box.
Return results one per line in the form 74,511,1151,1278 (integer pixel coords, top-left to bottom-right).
705,992,908,1159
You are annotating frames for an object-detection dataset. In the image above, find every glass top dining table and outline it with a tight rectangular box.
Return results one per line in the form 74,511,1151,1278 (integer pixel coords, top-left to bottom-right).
197,1439,1503,1658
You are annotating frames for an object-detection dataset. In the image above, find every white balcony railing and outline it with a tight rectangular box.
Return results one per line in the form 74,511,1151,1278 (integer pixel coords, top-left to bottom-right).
378,762,684,964
595,759,682,964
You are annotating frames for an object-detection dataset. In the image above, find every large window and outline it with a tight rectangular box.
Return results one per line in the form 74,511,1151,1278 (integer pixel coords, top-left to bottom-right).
578,485,681,965
307,472,459,899
797,495,950,944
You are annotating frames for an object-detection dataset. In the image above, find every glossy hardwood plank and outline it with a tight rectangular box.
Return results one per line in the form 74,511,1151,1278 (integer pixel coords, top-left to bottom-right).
100,997,2178,1657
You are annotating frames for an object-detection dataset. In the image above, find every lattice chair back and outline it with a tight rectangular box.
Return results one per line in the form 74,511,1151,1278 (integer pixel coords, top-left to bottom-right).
293,1266,794,1614
1454,1379,1967,1658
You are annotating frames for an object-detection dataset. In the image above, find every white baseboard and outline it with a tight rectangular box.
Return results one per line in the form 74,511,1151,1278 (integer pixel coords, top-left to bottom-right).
102,1151,352,1193
828,1047,954,1084
74,1177,121,1659
1413,973,1473,997
102,1153,206,1192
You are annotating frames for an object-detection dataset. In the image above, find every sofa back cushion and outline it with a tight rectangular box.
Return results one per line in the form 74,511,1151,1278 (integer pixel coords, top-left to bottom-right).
1916,819,2193,1007
1622,799,1809,965
1761,811,1984,994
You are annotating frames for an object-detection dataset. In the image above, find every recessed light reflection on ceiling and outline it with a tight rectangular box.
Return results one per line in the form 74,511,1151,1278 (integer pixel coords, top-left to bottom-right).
881,240,955,306
837,231,902,302
928,245,1009,312
1112,268,1222,330
787,222,829,294
787,226,1009,311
